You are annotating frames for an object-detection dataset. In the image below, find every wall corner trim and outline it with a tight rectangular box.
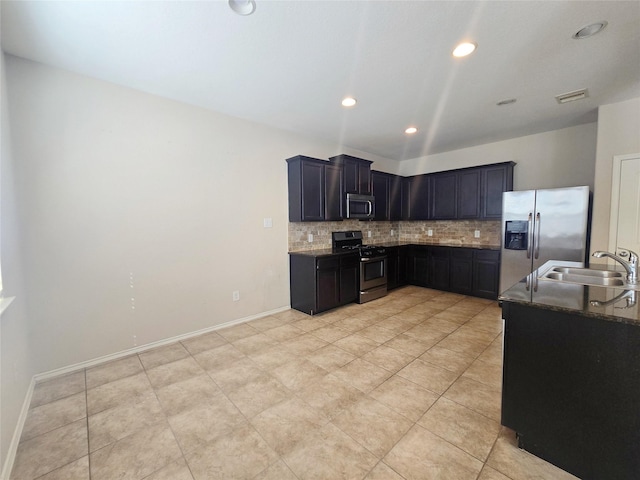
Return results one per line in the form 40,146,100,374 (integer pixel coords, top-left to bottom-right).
0,377,35,480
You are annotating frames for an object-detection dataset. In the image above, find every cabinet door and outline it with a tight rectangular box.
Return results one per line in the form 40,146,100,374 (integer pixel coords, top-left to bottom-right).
325,163,343,221
371,172,390,221
397,246,409,286
408,246,430,286
386,247,399,290
339,255,359,304
389,175,403,220
405,175,430,220
358,163,372,194
316,257,341,312
457,170,481,219
430,172,457,219
342,159,359,194
482,164,514,219
450,248,474,294
472,250,500,299
297,161,325,221
429,247,450,290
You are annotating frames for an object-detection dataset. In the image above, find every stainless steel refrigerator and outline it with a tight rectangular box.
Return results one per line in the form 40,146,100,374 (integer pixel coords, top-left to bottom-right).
500,186,590,294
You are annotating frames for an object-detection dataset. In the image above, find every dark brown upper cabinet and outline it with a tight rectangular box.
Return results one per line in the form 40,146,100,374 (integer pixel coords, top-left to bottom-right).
286,155,343,222
371,171,403,221
481,162,514,219
402,175,430,220
457,169,482,219
329,154,372,195
429,171,458,220
407,162,514,221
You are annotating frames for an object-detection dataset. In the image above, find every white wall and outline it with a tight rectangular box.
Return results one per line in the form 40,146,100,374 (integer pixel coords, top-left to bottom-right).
1,53,34,475
398,123,598,191
591,97,640,257
4,55,397,376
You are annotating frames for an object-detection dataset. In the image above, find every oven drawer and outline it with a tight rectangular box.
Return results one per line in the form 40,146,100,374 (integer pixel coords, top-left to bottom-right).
359,284,387,304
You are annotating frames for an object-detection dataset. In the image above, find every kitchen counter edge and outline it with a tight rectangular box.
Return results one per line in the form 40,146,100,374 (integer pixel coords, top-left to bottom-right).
499,260,640,326
289,242,500,257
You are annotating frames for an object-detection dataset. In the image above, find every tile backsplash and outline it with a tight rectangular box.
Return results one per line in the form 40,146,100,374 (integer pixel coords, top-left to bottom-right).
288,220,501,251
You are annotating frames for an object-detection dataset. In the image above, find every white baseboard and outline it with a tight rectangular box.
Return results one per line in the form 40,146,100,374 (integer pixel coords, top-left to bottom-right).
1,376,35,480
34,305,291,382
1,305,291,478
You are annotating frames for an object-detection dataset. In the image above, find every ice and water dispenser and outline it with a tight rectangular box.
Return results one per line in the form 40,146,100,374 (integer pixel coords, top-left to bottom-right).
504,220,528,250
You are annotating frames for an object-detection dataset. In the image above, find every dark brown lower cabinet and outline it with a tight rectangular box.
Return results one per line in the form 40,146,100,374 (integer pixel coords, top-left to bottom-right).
290,252,359,315
406,245,500,299
472,249,500,299
450,248,474,294
501,302,640,480
429,247,450,291
387,245,410,290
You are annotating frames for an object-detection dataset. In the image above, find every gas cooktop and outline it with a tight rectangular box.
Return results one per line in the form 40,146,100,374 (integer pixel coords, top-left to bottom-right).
331,231,386,258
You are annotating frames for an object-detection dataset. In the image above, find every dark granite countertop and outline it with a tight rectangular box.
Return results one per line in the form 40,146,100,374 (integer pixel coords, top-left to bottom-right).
289,242,500,256
499,260,640,326
288,248,357,258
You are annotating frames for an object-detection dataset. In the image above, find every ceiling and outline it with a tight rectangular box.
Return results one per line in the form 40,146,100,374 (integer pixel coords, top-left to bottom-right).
2,1,639,161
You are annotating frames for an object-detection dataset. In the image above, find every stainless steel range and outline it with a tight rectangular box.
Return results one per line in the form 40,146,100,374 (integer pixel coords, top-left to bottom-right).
332,231,387,303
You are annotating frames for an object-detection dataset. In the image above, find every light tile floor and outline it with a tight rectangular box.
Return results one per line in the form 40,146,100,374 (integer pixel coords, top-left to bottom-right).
11,286,579,480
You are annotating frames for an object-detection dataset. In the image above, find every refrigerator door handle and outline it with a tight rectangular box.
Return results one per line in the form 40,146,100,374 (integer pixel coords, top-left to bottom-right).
527,213,533,259
534,212,541,259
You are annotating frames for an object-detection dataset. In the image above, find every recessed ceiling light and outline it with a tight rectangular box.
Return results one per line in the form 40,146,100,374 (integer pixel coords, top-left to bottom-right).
405,127,418,134
341,97,357,107
452,42,477,58
573,21,607,39
229,0,256,16
497,98,517,106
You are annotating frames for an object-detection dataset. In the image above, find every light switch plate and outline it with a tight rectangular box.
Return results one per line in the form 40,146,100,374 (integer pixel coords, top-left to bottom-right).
427,229,433,237
308,233,313,243
263,218,273,228
474,230,480,238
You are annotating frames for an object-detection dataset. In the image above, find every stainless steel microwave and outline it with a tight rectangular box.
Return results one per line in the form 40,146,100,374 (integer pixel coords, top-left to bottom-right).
346,193,375,219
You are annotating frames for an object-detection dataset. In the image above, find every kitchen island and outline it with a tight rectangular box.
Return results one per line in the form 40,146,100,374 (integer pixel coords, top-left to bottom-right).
499,261,640,480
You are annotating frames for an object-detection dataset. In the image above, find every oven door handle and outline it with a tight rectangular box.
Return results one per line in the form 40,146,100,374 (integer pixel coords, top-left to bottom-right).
360,256,387,262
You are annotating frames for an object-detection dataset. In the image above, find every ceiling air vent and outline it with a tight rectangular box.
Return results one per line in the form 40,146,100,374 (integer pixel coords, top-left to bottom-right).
555,89,589,104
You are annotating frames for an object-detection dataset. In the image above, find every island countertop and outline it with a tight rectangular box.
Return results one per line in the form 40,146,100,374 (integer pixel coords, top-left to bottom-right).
499,260,640,326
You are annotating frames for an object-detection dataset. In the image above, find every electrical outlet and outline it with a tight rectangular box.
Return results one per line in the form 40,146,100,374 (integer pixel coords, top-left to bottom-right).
390,229,395,236
232,291,240,301
132,335,138,346
474,230,481,238
367,231,372,238
427,229,433,237
308,233,313,243
263,218,273,228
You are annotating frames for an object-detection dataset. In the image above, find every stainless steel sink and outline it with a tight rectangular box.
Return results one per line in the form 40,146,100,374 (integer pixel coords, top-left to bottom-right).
549,267,624,278
539,266,640,290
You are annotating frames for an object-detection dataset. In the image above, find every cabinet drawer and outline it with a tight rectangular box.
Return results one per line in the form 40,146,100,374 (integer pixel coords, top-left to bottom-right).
340,253,360,268
475,249,500,262
316,257,340,270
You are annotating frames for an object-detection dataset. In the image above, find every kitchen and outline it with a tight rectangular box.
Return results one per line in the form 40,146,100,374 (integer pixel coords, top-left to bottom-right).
1,1,639,479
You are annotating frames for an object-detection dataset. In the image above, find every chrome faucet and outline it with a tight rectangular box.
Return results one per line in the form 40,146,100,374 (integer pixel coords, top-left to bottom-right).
592,249,639,285
590,290,637,309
